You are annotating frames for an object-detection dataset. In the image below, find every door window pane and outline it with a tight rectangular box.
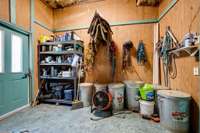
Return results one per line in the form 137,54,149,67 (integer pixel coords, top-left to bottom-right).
11,35,23,72
0,30,4,73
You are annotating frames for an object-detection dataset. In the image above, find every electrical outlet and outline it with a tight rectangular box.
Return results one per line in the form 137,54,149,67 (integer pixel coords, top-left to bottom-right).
193,67,200,76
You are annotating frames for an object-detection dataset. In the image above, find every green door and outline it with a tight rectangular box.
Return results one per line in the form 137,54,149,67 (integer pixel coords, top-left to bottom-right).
0,26,29,116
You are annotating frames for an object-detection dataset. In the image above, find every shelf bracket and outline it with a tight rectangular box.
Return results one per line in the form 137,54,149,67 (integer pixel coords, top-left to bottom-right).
173,52,180,56
190,49,199,56
184,49,192,55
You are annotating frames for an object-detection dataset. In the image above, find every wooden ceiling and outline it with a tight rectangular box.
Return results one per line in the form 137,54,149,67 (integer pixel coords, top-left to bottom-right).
42,0,160,9
136,0,160,6
41,0,105,9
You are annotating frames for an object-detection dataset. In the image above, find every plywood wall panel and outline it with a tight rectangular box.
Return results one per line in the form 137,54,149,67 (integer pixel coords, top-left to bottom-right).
0,0,9,21
158,0,171,15
54,0,158,29
16,0,30,31
35,0,53,29
56,24,154,83
159,0,200,132
33,0,54,94
0,0,31,30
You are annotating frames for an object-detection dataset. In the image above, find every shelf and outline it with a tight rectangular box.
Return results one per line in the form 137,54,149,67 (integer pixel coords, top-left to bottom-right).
38,39,84,107
40,63,72,66
40,99,72,105
41,40,84,47
168,44,199,56
40,50,83,55
40,63,84,67
40,76,75,80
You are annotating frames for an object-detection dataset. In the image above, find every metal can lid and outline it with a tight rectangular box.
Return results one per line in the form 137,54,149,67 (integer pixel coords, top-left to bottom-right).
123,80,144,88
134,81,144,86
94,83,107,88
123,80,135,86
80,83,93,87
153,84,170,90
108,83,125,89
157,90,191,99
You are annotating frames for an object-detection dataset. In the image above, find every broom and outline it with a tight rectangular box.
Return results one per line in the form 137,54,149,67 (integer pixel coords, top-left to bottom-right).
71,59,83,110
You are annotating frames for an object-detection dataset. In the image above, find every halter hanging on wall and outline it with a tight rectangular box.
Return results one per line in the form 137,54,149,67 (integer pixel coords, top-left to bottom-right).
122,40,133,71
86,11,116,81
137,40,147,65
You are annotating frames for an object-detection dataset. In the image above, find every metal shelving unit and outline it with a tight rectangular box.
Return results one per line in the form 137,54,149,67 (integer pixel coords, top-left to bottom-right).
40,63,72,66
38,40,84,105
40,51,83,55
41,40,84,46
40,76,76,80
41,99,72,105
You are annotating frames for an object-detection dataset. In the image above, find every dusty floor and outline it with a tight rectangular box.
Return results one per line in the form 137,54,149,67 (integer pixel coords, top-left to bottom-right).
0,104,172,133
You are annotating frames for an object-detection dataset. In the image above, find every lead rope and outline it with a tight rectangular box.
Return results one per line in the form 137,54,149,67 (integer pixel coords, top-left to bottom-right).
161,29,177,87
169,54,177,79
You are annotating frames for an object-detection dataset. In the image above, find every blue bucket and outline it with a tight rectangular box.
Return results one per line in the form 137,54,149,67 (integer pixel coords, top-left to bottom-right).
64,89,73,101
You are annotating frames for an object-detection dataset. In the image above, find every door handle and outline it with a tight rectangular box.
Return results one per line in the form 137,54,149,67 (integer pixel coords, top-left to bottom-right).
22,72,31,79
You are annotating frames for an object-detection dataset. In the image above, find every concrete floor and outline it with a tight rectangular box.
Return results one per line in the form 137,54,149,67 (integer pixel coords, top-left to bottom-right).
0,104,172,133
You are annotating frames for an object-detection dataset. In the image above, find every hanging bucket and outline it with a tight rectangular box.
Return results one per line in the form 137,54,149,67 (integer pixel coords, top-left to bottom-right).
79,83,93,107
64,89,73,101
124,80,144,111
108,83,125,112
157,90,191,133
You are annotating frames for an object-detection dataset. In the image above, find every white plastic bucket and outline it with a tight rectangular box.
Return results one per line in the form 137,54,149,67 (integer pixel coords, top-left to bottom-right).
139,100,154,116
108,83,125,112
80,83,93,107
124,80,144,111
94,83,107,92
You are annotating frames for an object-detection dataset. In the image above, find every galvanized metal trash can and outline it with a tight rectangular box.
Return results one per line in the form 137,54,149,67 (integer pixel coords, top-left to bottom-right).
80,83,93,107
157,90,191,133
123,80,144,111
154,85,171,114
108,83,125,112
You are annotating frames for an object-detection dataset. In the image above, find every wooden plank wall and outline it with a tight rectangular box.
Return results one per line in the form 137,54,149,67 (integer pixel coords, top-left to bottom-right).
159,0,200,132
16,0,30,31
35,0,53,29
0,0,30,30
54,0,157,83
0,0,9,21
